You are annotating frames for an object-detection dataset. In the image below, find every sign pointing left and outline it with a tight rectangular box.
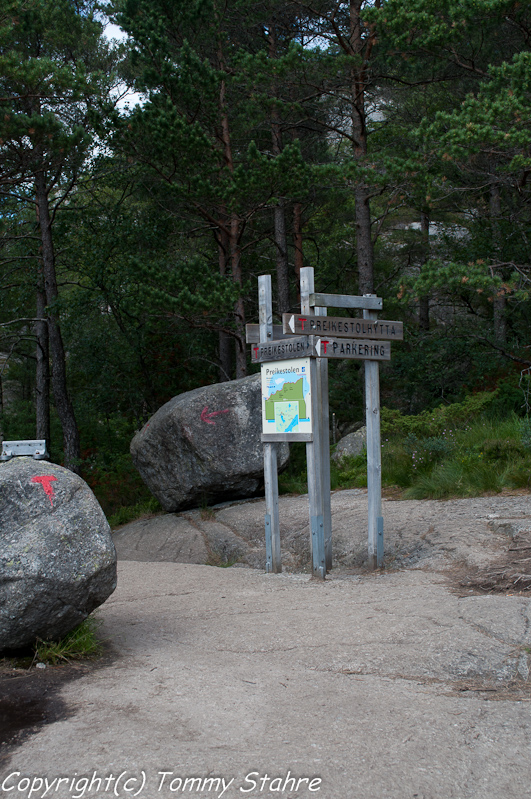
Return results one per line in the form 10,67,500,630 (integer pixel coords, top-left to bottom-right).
201,407,229,425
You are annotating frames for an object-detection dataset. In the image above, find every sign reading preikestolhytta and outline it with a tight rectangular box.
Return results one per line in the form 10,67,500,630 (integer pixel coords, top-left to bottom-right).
283,313,403,340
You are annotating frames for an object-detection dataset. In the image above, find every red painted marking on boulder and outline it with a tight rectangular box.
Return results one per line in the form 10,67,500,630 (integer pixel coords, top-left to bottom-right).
201,406,230,425
31,475,58,507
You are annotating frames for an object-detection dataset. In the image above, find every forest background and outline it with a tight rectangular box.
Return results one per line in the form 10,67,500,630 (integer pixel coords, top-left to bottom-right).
2,0,531,518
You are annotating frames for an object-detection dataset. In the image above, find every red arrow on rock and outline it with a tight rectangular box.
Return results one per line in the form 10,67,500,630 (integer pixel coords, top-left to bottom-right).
201,406,229,425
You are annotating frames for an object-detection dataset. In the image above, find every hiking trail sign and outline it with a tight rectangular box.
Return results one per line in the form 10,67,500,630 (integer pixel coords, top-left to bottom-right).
284,314,403,341
261,359,313,441
248,268,402,578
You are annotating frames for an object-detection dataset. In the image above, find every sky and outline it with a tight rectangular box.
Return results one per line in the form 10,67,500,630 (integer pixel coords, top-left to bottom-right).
104,22,143,111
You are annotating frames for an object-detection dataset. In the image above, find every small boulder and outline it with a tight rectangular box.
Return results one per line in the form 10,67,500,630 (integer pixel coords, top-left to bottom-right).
332,427,367,462
0,457,117,652
131,374,289,511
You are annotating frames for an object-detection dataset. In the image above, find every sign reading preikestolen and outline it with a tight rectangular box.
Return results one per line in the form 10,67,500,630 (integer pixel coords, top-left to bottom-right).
261,358,313,439
283,313,403,340
315,337,391,360
251,336,316,364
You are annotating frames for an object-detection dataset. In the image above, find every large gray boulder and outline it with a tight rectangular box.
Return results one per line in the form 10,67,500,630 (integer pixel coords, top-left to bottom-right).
332,426,367,462
131,374,289,511
0,457,117,652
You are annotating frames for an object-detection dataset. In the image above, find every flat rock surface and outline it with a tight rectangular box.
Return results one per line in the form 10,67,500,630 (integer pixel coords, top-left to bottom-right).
3,491,531,799
113,489,531,572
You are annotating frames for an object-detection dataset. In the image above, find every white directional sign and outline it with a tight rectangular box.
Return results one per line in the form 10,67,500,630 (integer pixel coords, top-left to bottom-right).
251,336,316,364
283,313,403,341
315,337,391,360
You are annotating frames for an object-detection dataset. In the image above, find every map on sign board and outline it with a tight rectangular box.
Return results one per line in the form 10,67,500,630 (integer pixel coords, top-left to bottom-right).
261,358,312,436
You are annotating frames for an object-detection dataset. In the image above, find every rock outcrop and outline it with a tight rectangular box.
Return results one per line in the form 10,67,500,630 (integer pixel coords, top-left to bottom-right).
130,374,289,512
0,457,117,651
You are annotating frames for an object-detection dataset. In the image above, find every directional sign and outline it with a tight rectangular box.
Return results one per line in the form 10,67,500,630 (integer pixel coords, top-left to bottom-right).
283,313,403,341
315,337,391,360
251,336,316,364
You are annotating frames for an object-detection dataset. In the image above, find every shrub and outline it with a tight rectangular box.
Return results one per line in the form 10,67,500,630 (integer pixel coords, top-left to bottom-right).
380,390,499,438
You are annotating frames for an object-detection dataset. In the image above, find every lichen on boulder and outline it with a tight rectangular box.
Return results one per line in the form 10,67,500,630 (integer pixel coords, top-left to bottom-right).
130,374,289,512
0,457,117,652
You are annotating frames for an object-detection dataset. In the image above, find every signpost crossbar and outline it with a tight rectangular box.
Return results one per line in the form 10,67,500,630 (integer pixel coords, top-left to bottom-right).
310,293,383,310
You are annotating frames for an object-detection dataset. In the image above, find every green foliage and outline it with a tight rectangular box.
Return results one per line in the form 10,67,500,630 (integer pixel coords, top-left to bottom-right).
330,453,367,489
33,616,103,665
278,442,308,495
2,616,104,667
330,403,531,499
404,459,506,499
520,416,531,451
380,390,499,438
83,451,155,517
107,496,162,528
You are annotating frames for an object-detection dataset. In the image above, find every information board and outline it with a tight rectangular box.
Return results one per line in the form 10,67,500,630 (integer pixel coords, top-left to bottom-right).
261,358,313,439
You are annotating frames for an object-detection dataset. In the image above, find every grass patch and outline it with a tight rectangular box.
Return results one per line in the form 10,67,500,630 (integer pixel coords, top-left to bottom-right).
330,453,367,489
1,616,104,669
284,407,531,500
385,413,531,499
34,616,104,665
107,496,162,528
275,399,531,501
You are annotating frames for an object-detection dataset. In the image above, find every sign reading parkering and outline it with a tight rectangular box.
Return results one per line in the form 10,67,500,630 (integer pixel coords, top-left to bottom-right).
315,337,390,360
283,313,403,341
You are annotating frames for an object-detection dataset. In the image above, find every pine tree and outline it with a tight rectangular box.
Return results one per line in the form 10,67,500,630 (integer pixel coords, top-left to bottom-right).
0,0,117,469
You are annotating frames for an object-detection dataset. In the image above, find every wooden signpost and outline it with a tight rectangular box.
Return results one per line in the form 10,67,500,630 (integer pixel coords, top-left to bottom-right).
251,268,402,578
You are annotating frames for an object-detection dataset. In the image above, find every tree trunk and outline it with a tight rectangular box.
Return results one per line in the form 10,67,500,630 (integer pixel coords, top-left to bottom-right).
230,215,246,379
219,72,246,378
35,284,50,447
217,221,232,381
34,168,80,472
490,183,506,343
350,0,375,295
418,211,430,331
274,200,290,314
269,23,290,315
293,201,304,289
355,185,374,295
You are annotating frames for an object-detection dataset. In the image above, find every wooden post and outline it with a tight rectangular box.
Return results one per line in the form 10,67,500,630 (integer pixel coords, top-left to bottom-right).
259,275,282,573
363,301,384,570
301,267,326,579
316,306,332,571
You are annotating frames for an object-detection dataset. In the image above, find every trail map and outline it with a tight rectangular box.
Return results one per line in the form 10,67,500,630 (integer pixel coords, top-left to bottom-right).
261,358,312,437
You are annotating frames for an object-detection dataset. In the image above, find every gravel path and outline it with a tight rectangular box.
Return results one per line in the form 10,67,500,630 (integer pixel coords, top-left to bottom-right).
2,490,531,799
